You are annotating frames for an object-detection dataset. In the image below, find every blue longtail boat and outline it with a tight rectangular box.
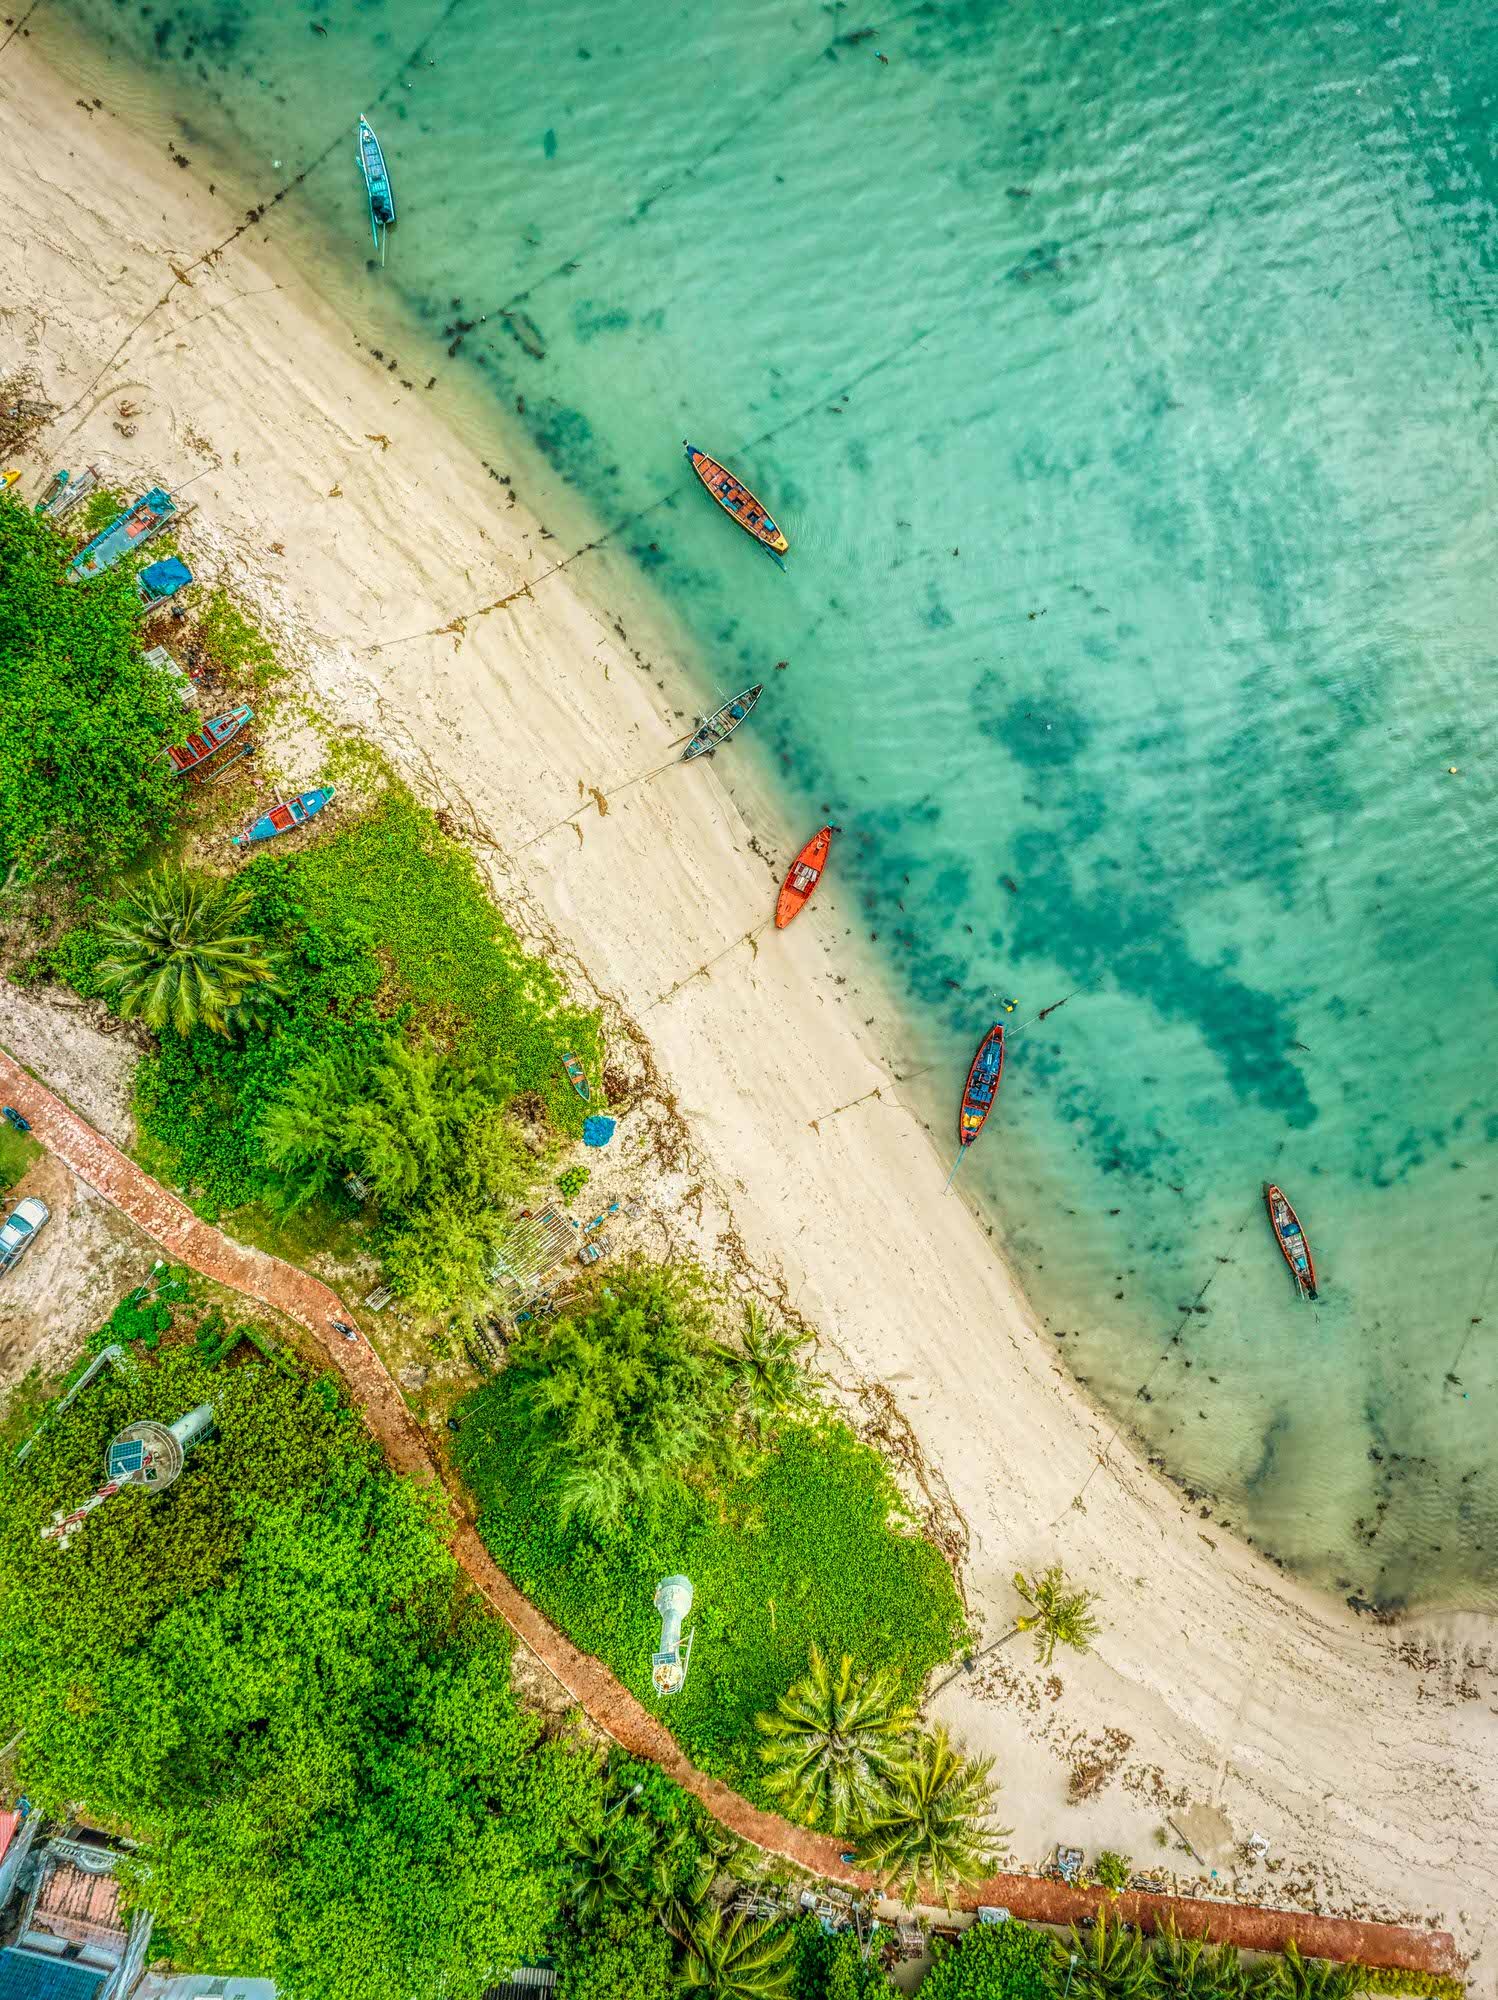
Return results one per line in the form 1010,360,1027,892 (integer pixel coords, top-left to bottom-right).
357,116,395,263
682,683,762,761
68,489,176,581
232,786,335,847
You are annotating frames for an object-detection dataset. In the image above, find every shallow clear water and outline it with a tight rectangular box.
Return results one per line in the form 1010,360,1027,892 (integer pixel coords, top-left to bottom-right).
32,0,1498,1609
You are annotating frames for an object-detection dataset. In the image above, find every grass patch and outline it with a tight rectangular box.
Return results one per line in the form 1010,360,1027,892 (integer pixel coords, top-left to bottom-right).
192,586,282,687
455,1401,965,1803
0,1123,40,1193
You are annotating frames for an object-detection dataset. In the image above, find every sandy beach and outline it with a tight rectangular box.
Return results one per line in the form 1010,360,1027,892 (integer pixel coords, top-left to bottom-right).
2,37,1496,1978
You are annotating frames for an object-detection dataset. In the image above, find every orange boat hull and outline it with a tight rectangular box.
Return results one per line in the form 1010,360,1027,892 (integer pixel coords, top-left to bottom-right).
776,825,836,928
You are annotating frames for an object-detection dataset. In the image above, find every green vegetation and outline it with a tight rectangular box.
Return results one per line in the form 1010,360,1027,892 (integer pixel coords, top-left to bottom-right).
0,1343,606,2000
1254,1944,1354,2000
193,585,281,685
788,1917,894,2000
0,497,181,888
557,1162,590,1203
1011,1563,1102,1666
1154,1923,1248,2000
877,1918,1454,2000
456,1263,965,1803
94,866,282,1035
718,1304,815,1441
917,1918,1057,2000
499,1262,736,1528
1092,1850,1132,1893
679,1906,792,1999
756,1646,914,1833
76,485,128,536
0,1119,40,1191
50,788,598,1313
852,1725,1003,1907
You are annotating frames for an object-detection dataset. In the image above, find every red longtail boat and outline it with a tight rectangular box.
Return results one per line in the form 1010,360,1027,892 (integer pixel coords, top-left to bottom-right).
775,826,837,929
959,1025,1005,1147
1264,1182,1318,1299
164,704,253,777
684,443,789,555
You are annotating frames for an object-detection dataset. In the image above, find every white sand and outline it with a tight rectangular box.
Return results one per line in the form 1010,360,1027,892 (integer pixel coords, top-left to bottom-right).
2,43,1494,1973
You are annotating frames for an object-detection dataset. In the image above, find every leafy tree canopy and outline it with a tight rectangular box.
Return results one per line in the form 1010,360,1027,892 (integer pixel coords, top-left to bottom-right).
0,498,182,886
496,1261,736,1527
0,1346,602,2000
915,1918,1059,2000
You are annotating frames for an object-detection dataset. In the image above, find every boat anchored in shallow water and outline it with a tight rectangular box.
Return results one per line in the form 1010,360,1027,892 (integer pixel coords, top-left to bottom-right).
684,444,788,556
959,1025,1005,1147
682,683,762,761
357,115,396,263
1264,1182,1318,1299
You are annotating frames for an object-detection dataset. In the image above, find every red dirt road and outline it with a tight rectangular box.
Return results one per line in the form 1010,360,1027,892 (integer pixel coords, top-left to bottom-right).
0,1047,1458,1975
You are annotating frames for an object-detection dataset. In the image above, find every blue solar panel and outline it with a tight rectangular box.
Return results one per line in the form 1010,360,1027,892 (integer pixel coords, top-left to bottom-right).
0,1948,106,2000
107,1439,146,1480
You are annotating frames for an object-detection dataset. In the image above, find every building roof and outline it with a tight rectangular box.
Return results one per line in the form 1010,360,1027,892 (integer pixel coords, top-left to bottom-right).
30,1865,124,1954
0,1948,106,2000
0,1814,18,1869
481,1972,556,2000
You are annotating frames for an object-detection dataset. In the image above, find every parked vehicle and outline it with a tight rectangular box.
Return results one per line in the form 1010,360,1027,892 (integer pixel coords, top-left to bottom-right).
0,1197,50,1274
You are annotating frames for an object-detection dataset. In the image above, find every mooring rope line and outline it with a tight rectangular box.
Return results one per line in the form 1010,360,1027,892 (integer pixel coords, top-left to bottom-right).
1055,1187,1265,1522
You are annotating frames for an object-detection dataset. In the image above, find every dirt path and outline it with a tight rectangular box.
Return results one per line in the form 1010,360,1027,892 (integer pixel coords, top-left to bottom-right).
0,1044,1457,1977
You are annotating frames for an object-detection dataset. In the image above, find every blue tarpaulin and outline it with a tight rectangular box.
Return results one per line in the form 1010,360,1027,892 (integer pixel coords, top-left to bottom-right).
582,1115,616,1148
139,556,192,603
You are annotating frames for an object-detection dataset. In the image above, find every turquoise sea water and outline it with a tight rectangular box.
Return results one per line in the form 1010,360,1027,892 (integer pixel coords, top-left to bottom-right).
27,0,1498,1609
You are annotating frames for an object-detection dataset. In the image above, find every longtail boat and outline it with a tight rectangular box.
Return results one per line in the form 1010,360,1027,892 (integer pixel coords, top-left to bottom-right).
562,1053,590,1101
683,443,788,555
775,825,838,930
959,1025,1005,1147
36,465,99,521
1264,1182,1318,1299
68,488,175,581
357,116,395,262
164,704,253,777
682,683,762,761
232,786,335,847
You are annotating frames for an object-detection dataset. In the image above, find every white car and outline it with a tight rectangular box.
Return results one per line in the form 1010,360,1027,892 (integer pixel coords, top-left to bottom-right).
0,1196,50,1273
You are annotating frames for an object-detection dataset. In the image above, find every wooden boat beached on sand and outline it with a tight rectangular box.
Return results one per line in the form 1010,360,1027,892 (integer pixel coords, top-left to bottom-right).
959,1025,1005,1147
232,787,335,847
684,444,788,555
164,705,253,778
1264,1182,1318,1299
775,825,837,930
562,1053,590,1101
682,684,762,761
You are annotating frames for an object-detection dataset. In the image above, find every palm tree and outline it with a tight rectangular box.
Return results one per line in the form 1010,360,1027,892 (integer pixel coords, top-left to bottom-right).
716,1304,813,1439
94,867,280,1037
1154,1923,1248,2000
678,1905,793,2000
852,1725,1006,1907
562,1821,637,1921
1251,1943,1353,2000
1067,1911,1159,2000
1012,1563,1102,1667
756,1645,914,1832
